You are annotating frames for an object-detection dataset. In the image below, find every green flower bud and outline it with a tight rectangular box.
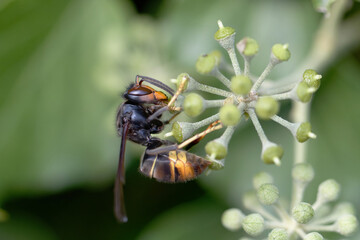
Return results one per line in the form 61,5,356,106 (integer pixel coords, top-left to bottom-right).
231,75,252,95
257,183,279,205
255,96,279,120
253,172,274,190
296,122,316,143
292,163,314,183
237,37,259,57
268,228,288,240
317,179,340,203
183,93,204,117
262,145,284,165
292,202,315,224
221,208,244,231
243,191,261,210
304,232,323,240
171,121,195,142
219,104,241,126
333,202,356,216
296,81,314,103
214,20,235,41
175,73,190,91
214,20,235,51
303,69,321,90
271,43,291,61
208,50,222,64
242,213,265,237
336,214,358,236
196,54,217,75
205,140,227,160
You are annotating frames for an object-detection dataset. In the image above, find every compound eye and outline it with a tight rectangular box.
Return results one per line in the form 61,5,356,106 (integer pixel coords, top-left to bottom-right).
128,86,153,96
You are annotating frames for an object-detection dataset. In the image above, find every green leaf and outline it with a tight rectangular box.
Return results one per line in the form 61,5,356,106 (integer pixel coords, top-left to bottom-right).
0,0,170,199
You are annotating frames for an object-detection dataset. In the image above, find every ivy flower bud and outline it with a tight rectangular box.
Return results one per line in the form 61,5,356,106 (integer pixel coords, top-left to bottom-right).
219,104,241,126
242,213,265,237
268,228,288,240
196,54,217,75
237,37,259,57
296,81,315,103
304,232,323,240
253,172,274,190
221,208,244,231
317,179,340,203
214,20,235,51
336,214,358,236
333,202,356,216
296,122,317,143
205,139,227,160
243,191,262,210
208,50,222,64
255,96,279,120
303,69,321,90
257,183,279,205
183,93,204,117
171,121,196,142
231,75,252,95
292,163,314,184
262,144,284,166
292,202,315,224
271,43,291,62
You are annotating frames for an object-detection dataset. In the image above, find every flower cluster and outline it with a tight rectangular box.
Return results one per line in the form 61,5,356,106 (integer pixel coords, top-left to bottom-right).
221,165,358,239
166,20,320,168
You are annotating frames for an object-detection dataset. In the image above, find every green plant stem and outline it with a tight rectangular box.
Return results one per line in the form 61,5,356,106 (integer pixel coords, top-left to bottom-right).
204,99,225,108
251,59,277,92
211,68,232,89
248,109,269,146
193,80,234,98
227,47,241,75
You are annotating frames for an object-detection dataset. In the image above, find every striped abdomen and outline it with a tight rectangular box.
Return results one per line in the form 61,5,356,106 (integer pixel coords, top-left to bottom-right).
140,150,211,183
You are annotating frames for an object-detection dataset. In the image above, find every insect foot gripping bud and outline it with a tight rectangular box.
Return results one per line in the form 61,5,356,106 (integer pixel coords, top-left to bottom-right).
237,37,259,57
268,228,288,240
230,75,252,95
257,183,279,205
271,43,291,62
242,213,265,237
253,172,274,190
221,208,244,231
304,232,323,240
296,122,317,143
336,214,358,236
303,69,321,90
183,93,204,117
292,202,315,224
219,104,241,126
174,73,190,91
255,96,279,120
205,140,227,160
196,54,217,75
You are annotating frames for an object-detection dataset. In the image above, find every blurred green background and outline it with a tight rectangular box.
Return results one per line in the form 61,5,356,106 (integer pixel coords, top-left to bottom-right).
0,0,359,239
